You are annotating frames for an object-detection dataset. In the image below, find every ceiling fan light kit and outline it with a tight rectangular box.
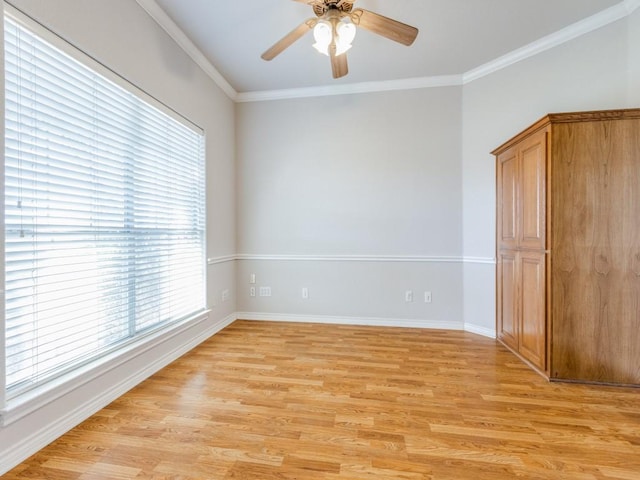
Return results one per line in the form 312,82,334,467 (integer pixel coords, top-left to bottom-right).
262,0,419,79
313,15,356,56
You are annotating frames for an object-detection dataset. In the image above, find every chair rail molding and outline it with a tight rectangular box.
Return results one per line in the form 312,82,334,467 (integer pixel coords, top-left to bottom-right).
208,254,495,265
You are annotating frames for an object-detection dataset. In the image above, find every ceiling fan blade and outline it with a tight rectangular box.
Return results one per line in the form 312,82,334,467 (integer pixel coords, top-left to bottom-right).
330,47,348,79
351,8,418,46
261,18,318,61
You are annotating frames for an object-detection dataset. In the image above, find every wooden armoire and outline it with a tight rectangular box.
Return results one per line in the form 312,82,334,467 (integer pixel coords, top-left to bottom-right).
494,108,640,386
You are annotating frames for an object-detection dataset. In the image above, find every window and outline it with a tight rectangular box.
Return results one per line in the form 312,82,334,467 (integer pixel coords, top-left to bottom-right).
3,11,206,397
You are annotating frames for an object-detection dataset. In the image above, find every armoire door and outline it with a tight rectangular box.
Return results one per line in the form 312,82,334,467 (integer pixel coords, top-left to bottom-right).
496,147,518,251
496,249,518,350
518,129,547,251
519,249,546,371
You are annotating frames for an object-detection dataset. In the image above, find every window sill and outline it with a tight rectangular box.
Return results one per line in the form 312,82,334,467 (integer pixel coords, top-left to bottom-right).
0,310,212,427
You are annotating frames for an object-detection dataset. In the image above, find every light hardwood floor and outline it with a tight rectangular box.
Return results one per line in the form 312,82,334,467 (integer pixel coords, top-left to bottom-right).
4,320,640,479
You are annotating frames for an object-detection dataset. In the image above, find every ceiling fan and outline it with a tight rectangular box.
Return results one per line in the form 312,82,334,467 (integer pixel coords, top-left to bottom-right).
261,0,419,79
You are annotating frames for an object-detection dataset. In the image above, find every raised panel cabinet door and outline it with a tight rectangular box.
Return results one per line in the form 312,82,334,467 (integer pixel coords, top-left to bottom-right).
497,250,518,350
519,250,546,371
497,147,518,250
519,129,547,250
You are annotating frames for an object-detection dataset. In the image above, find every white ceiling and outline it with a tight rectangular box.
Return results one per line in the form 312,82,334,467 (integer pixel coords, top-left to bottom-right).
148,0,624,95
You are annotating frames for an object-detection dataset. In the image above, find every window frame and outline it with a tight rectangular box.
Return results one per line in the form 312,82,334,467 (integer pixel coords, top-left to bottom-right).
1,3,209,416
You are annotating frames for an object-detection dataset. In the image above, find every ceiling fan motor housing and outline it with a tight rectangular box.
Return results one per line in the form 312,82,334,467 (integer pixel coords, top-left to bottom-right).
313,1,354,17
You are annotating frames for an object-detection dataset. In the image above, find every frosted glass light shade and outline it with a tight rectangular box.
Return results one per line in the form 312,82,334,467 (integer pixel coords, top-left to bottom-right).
313,20,332,55
312,17,357,57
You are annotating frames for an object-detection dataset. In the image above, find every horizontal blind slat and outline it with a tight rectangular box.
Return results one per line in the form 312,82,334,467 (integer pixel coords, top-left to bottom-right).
4,14,206,397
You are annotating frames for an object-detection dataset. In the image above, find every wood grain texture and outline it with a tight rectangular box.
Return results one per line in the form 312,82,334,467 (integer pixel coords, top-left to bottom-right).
495,127,548,372
491,109,640,155
496,249,518,350
352,9,419,46
551,118,640,385
495,108,640,386
261,19,317,61
4,320,640,479
519,250,547,372
496,146,518,251
518,130,546,251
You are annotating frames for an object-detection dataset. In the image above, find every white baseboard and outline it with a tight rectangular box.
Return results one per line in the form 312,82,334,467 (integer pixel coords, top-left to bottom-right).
238,312,495,338
0,313,236,476
463,323,497,339
236,311,465,331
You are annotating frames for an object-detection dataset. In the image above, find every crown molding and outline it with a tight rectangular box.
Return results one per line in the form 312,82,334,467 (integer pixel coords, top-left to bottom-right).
135,0,237,101
626,0,640,14
138,0,635,102
463,1,635,84
235,75,463,103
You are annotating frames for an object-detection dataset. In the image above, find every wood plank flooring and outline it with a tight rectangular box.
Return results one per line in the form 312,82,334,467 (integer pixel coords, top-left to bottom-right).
4,320,640,479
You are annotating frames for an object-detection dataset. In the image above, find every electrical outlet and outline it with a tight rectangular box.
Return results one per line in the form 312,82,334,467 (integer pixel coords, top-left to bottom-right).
222,289,229,302
424,291,432,303
405,290,413,302
302,287,309,299
259,286,271,297
250,286,256,297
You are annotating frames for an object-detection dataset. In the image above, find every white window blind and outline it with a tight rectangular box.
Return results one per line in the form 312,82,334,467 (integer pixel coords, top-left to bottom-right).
4,13,206,396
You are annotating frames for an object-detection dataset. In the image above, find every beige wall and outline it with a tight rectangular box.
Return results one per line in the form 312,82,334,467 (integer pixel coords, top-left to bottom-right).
237,88,462,256
630,6,640,104
236,87,464,325
461,16,633,332
236,13,636,333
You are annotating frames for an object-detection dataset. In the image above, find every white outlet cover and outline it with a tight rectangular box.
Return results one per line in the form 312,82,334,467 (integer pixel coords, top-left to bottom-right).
259,286,271,297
